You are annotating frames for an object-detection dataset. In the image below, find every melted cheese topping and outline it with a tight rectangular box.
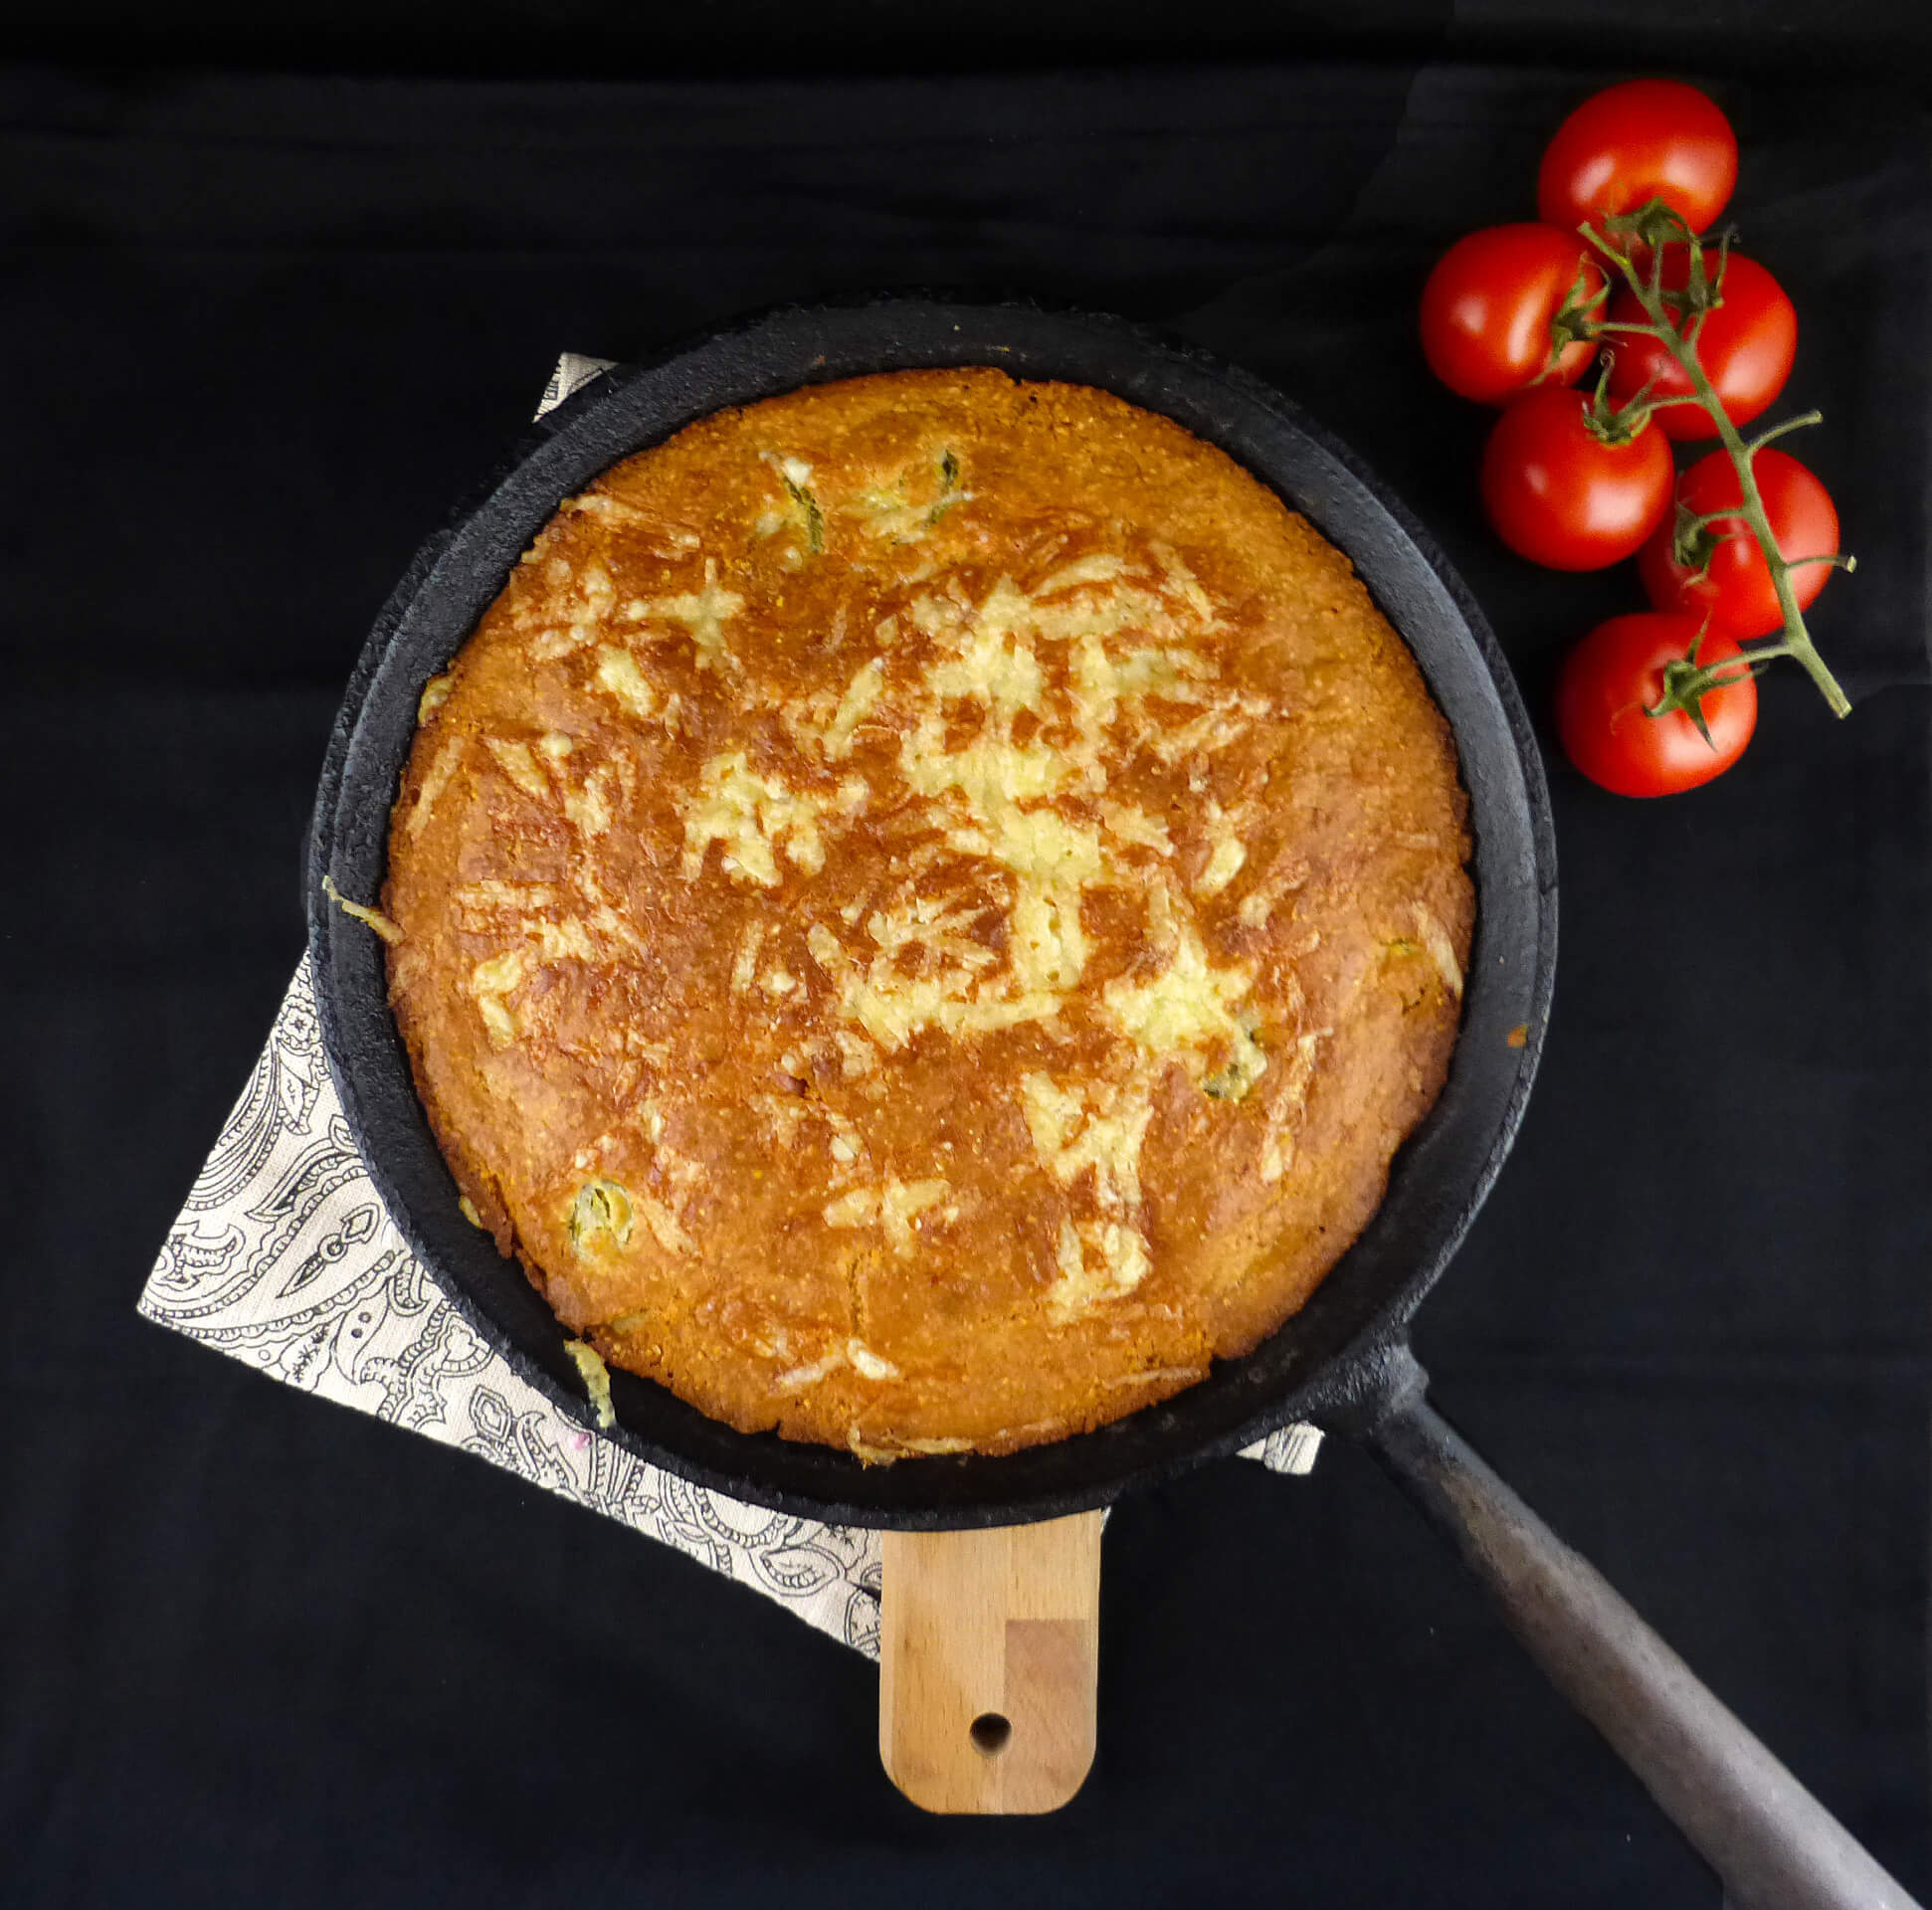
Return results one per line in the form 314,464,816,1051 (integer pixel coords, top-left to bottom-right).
821,657,883,758
1049,1216,1152,1322
1104,897,1258,1082
383,370,1479,1475
1022,1071,1152,1210
484,738,550,801
394,381,1468,1411
469,948,530,1047
477,530,1281,1323
625,557,744,669
407,733,467,836
595,646,658,721
681,752,828,886
823,1177,952,1256
760,562,1263,1130
1416,904,1464,1000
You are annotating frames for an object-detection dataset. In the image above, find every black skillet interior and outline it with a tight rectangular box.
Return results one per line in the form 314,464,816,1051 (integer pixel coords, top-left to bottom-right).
307,296,1557,1530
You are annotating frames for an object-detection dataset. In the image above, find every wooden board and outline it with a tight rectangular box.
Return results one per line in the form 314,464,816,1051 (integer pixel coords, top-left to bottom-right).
878,1511,1103,1814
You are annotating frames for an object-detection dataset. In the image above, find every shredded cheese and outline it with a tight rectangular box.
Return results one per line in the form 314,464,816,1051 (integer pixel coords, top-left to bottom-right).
680,751,827,886
563,1339,616,1429
823,1178,951,1256
321,874,403,946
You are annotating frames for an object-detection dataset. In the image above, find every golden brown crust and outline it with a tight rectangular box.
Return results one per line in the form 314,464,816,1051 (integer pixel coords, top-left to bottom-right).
382,369,1472,1459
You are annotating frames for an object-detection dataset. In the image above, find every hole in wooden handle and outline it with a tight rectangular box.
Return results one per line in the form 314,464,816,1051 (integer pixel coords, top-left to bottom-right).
970,1712,1013,1757
880,1513,1102,1812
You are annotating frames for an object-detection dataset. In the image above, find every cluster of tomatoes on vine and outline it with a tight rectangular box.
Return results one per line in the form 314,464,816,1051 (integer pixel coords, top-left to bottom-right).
1419,79,1847,796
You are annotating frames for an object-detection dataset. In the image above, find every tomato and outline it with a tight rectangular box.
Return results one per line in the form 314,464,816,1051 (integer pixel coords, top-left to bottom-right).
1638,448,1839,639
1479,386,1674,570
1605,250,1797,440
1555,612,1757,797
1537,80,1738,241
1420,224,1606,405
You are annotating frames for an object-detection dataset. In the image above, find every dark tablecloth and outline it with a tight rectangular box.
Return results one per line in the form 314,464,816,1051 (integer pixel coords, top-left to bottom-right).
4,46,1928,1908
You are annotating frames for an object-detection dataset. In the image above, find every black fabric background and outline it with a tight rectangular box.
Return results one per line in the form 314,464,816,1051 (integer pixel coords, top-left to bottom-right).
4,22,1930,1907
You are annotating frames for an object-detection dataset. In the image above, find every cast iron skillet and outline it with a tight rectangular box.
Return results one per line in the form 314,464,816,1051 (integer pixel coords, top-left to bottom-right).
307,298,1912,1910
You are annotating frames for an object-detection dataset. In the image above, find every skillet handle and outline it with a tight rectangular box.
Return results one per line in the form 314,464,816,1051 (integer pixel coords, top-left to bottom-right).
1351,1349,1919,1910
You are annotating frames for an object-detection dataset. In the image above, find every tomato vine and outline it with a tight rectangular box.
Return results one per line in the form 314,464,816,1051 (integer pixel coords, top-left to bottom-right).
1582,200,1856,720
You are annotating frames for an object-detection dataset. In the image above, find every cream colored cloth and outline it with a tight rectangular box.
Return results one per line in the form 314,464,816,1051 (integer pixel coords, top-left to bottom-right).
137,355,1323,1659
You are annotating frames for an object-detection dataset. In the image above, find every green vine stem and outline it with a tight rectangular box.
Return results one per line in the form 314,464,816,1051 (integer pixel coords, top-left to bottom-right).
1580,202,1852,720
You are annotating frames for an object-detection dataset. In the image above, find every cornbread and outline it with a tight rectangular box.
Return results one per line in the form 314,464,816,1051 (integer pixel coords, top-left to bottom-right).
380,369,1471,1459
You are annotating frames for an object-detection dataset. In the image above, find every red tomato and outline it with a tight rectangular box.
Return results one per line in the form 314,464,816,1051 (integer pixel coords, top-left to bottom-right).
1479,386,1674,570
1605,250,1797,440
1638,448,1839,639
1537,80,1738,241
1420,224,1606,405
1555,612,1758,797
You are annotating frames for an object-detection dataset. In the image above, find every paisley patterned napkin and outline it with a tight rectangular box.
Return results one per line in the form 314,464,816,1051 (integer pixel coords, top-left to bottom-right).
137,355,1323,1660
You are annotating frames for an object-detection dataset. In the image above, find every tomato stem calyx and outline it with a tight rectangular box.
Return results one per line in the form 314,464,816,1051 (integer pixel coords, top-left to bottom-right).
1645,630,1776,748
1580,206,1852,720
1579,351,1656,446
1669,502,1744,575
1543,262,1610,378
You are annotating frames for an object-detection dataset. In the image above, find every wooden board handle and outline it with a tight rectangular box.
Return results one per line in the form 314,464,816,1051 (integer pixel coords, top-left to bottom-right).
879,1511,1103,1814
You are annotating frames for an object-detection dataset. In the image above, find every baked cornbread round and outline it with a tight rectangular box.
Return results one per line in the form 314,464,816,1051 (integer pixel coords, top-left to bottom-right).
381,368,1472,1459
